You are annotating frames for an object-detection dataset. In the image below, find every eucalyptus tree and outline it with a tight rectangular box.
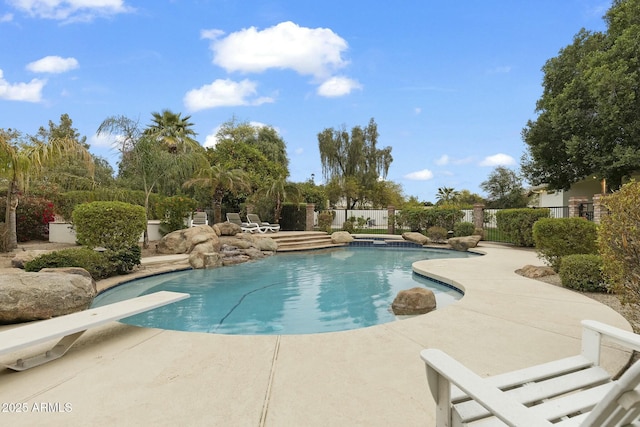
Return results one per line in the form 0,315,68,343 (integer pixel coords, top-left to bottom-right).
183,165,252,224
480,167,528,209
318,118,393,208
0,128,94,250
97,115,207,247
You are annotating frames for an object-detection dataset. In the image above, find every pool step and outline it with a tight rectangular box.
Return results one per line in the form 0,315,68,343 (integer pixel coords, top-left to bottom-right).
263,231,347,252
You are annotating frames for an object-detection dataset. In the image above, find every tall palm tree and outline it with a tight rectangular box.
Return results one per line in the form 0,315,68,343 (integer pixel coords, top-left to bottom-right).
183,165,251,224
0,128,94,250
436,186,459,206
144,110,200,153
255,176,302,224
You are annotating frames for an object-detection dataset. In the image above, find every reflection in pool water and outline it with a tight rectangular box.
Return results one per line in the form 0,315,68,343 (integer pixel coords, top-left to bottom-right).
93,247,471,335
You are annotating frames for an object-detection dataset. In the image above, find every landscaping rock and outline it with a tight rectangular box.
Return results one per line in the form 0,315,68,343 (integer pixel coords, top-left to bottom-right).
448,235,481,251
11,250,52,269
188,252,223,269
402,232,430,245
0,270,96,323
331,231,354,244
215,222,242,236
157,225,220,254
391,287,436,315
516,265,556,278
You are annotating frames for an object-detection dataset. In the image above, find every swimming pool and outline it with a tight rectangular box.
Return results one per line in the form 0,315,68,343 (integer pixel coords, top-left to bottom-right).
92,247,472,335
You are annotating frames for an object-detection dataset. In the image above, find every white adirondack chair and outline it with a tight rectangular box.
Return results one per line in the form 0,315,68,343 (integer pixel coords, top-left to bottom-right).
420,320,640,426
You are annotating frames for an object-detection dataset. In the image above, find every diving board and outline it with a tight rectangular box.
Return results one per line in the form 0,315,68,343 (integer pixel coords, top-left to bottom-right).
0,291,189,371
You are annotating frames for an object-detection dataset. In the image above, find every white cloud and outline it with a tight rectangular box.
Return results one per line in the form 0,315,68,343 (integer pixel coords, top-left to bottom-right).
317,76,362,97
88,132,119,148
184,78,274,111
404,169,434,181
27,56,78,73
1,13,13,22
203,131,218,148
479,153,516,167
0,69,46,102
204,21,349,79
487,65,512,74
435,155,450,166
8,0,133,22
414,107,422,115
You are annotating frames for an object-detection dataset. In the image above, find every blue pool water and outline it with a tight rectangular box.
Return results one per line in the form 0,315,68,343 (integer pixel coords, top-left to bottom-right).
93,247,471,335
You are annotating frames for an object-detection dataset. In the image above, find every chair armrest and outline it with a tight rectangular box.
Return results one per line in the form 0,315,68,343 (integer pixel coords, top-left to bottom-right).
420,349,553,427
582,320,640,352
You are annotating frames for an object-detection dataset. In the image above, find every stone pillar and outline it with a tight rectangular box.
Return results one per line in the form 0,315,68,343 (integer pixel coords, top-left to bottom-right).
387,206,396,234
306,203,315,231
568,197,588,218
473,203,484,234
592,194,607,224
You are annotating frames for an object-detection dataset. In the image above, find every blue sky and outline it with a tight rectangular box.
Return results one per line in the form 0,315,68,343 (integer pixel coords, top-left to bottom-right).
0,0,610,202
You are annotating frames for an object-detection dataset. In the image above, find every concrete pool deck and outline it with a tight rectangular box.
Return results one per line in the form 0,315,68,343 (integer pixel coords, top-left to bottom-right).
0,242,633,426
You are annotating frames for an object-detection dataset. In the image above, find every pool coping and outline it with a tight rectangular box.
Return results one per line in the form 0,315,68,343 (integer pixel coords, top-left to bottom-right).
0,242,633,426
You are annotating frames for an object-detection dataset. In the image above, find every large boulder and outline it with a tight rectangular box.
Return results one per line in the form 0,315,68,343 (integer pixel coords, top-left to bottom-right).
402,232,430,245
0,269,96,323
391,287,436,315
331,231,354,244
157,225,220,255
215,222,242,236
448,235,481,251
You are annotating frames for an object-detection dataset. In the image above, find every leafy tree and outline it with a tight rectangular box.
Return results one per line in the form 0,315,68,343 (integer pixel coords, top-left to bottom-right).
318,118,392,208
36,114,114,190
480,167,528,208
522,0,640,191
183,165,251,224
457,189,485,207
0,128,93,250
252,176,302,224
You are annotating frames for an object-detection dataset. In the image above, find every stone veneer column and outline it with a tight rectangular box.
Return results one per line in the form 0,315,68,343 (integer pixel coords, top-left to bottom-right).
568,197,588,218
306,204,315,231
473,203,484,234
592,193,607,224
387,206,396,234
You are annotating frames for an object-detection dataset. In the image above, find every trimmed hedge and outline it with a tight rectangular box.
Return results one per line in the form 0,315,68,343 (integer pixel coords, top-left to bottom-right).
533,217,598,271
395,207,464,232
453,221,475,237
72,201,147,250
559,254,606,292
496,208,550,247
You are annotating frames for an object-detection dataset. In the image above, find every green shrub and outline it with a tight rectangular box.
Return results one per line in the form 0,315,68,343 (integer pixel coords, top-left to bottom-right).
24,248,112,279
317,211,334,233
533,217,598,271
453,221,475,237
427,226,448,241
72,201,147,250
56,189,162,222
496,208,550,247
598,181,640,306
157,195,197,235
559,254,606,292
24,246,141,279
396,207,464,232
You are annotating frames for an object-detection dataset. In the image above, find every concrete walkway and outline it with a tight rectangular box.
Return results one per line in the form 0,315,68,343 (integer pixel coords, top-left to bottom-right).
0,243,632,426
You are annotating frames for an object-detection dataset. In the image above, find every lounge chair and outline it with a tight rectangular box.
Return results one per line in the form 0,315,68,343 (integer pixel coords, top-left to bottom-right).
190,211,208,227
420,319,640,426
246,213,280,233
226,213,259,233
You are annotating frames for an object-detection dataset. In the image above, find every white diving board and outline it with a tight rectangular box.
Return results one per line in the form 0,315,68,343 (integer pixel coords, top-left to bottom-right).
0,291,190,371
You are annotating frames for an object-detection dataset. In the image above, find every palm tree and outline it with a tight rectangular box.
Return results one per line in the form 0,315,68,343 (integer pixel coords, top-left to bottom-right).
0,128,94,250
183,165,251,224
254,176,302,224
144,110,200,153
436,186,459,205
